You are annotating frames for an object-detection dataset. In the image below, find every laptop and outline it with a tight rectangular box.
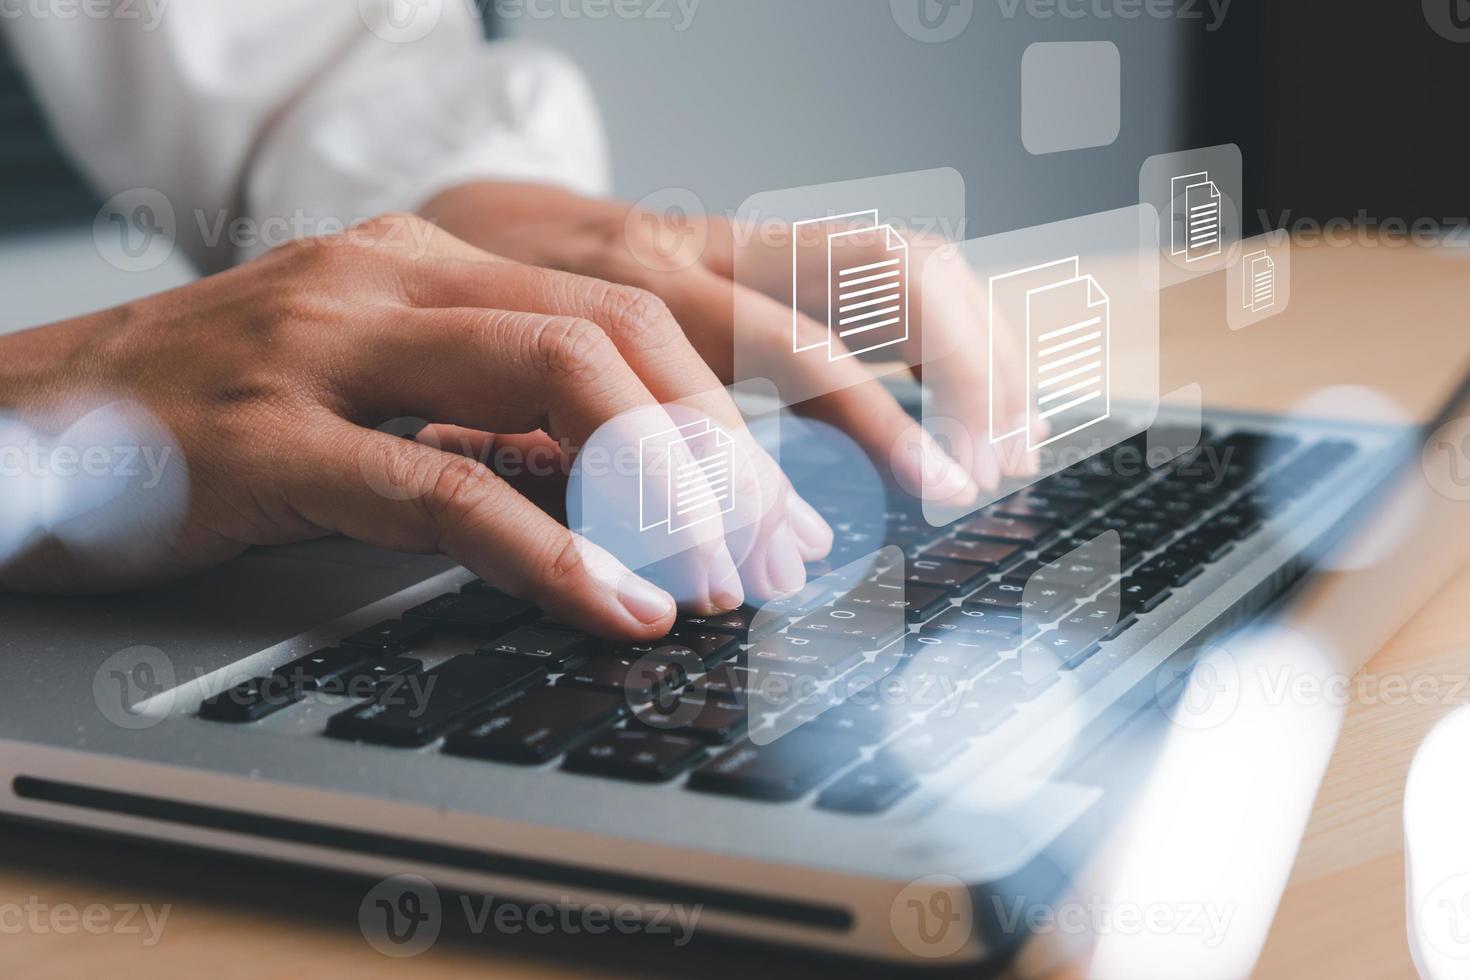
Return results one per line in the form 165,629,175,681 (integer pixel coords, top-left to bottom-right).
1,338,1452,969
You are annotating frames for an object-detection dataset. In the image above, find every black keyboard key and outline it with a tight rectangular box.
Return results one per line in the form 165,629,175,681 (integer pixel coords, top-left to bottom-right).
637,698,749,744
743,633,865,678
562,730,705,782
199,675,301,722
816,761,918,814
1058,604,1136,644
404,593,535,635
955,515,1057,546
964,581,1074,616
919,606,1023,641
992,493,1089,523
1169,533,1234,564
340,619,433,654
788,605,905,649
461,579,511,597
326,655,543,746
675,606,779,640
661,632,740,664
272,647,371,692
1002,558,1112,595
920,536,1025,568
1100,574,1173,615
480,627,589,669
1136,551,1204,586
321,656,423,698
444,687,626,764
558,655,687,702
688,730,859,801
898,638,1007,694
844,579,950,624
907,557,989,595
1198,505,1263,540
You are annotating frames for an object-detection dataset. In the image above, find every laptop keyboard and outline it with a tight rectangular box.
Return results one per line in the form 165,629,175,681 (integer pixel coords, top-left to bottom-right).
197,427,1359,815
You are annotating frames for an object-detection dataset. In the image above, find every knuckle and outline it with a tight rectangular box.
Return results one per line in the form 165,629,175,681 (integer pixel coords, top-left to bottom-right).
539,535,588,594
593,283,676,345
527,316,616,386
426,455,500,534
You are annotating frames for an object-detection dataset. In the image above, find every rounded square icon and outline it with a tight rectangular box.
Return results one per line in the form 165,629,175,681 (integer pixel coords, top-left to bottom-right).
1022,41,1121,156
1139,145,1243,287
1225,233,1291,330
1424,0,1470,40
917,205,1161,527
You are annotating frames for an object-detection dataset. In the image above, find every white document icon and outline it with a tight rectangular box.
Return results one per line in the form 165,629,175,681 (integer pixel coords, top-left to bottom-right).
1171,172,1222,262
639,419,736,534
1243,249,1276,311
792,209,909,360
988,257,1110,451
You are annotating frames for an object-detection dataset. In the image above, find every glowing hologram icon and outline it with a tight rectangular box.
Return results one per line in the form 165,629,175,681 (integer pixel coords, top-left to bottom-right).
792,210,909,360
1170,171,1222,262
638,419,736,534
988,256,1111,451
1243,248,1276,311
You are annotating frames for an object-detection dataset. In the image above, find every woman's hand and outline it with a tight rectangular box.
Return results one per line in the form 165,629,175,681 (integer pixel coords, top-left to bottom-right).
421,181,1032,504
0,214,829,638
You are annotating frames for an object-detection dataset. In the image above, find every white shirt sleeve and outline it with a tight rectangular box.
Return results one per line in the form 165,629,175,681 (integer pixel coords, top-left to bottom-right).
1,0,610,270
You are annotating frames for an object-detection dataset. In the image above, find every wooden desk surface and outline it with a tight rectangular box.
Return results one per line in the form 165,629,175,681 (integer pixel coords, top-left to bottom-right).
3,240,1468,978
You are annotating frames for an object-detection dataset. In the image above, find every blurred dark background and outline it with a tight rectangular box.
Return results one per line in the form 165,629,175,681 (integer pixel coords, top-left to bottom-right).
2,0,1466,243
1183,0,1469,236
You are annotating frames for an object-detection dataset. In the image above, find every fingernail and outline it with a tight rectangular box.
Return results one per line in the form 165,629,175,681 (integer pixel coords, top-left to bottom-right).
921,431,981,503
579,536,677,627
616,573,678,625
708,545,745,612
786,495,832,557
766,522,807,596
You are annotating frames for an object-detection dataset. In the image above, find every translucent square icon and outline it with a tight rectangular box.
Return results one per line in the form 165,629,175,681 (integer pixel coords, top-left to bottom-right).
1022,41,1121,156
1225,233,1292,330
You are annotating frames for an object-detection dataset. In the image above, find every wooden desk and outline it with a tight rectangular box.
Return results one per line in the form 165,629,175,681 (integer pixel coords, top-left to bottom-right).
3,241,1467,978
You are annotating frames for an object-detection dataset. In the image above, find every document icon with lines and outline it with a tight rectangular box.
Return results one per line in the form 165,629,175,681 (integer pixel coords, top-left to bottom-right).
1170,171,1222,263
792,210,909,360
638,419,737,534
988,256,1110,451
1243,249,1276,311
